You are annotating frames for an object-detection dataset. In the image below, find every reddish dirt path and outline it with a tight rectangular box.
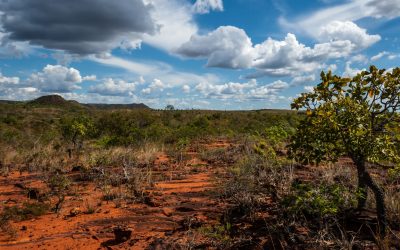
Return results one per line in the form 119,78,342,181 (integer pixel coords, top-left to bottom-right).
0,141,230,249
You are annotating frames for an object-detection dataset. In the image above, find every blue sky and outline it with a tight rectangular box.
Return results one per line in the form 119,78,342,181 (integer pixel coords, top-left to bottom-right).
0,0,399,109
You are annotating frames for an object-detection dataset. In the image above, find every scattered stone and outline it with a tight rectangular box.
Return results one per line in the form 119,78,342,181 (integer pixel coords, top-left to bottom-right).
113,226,133,243
162,207,174,217
69,207,81,217
176,206,195,212
71,166,85,172
21,225,27,231
14,183,26,189
27,188,40,200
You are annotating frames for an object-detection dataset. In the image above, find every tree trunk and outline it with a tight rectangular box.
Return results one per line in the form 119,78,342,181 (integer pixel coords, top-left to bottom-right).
364,170,386,237
355,159,386,237
357,164,368,210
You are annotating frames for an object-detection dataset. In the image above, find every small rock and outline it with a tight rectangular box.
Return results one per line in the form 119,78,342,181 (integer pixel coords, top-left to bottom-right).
113,226,133,243
69,207,81,217
71,166,84,172
176,206,194,212
162,208,174,217
14,183,26,189
27,189,40,200
21,225,27,231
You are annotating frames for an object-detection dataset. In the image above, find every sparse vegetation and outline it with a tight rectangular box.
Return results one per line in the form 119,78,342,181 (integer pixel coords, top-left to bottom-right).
0,74,399,249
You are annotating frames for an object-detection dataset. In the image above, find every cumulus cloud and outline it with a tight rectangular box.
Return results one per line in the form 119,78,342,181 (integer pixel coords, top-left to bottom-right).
317,21,380,50
343,62,365,77
252,33,353,76
303,86,314,93
0,0,156,55
193,79,289,102
291,75,316,86
142,78,167,94
177,26,253,69
143,0,198,52
83,75,97,81
248,80,289,100
0,73,20,85
182,85,191,93
89,78,137,96
27,65,93,93
0,86,39,101
193,0,224,14
178,27,361,76
195,79,257,98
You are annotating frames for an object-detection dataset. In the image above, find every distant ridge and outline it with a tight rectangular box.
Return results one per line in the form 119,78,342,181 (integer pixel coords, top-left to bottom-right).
29,95,82,107
83,103,150,109
23,95,150,110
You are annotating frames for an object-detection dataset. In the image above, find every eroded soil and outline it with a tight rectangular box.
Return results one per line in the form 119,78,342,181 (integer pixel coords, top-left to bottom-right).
0,141,231,249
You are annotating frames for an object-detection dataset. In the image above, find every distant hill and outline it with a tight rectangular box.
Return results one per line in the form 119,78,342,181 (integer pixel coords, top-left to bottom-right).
13,95,150,110
28,95,82,107
83,103,150,109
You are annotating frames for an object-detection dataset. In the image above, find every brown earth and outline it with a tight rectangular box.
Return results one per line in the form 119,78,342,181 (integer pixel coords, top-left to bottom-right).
0,141,230,250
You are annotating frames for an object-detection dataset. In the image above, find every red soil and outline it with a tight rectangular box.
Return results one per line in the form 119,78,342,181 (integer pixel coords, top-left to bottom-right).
0,142,231,249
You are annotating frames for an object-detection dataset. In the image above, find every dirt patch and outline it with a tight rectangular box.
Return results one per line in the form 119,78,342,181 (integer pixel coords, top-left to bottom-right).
0,140,231,249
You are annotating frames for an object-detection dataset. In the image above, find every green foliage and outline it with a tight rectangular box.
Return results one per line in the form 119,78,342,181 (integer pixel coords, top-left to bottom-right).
283,182,356,218
289,66,400,166
1,202,49,222
61,115,95,147
263,126,289,149
198,222,232,245
48,174,71,194
388,165,400,181
165,104,175,111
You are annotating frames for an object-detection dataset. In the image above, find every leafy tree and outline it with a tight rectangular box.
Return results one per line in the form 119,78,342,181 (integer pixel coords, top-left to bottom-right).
289,66,400,236
61,115,95,158
165,104,175,111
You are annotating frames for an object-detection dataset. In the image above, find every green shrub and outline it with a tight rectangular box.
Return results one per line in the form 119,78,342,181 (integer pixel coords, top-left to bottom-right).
283,182,357,218
1,202,49,222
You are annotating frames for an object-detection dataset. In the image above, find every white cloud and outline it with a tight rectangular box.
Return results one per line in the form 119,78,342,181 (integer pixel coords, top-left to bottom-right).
0,73,20,85
83,75,97,81
281,0,400,37
182,84,191,93
317,21,380,50
91,55,220,88
252,33,353,76
27,65,87,92
178,26,253,69
366,0,400,19
248,80,289,100
142,78,167,95
195,79,257,98
0,32,32,58
304,86,314,92
178,26,370,76
193,79,289,103
343,62,365,77
371,51,398,61
291,74,316,86
193,0,224,14
89,78,137,96
351,54,368,63
143,0,198,52
0,86,39,100
139,76,146,84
